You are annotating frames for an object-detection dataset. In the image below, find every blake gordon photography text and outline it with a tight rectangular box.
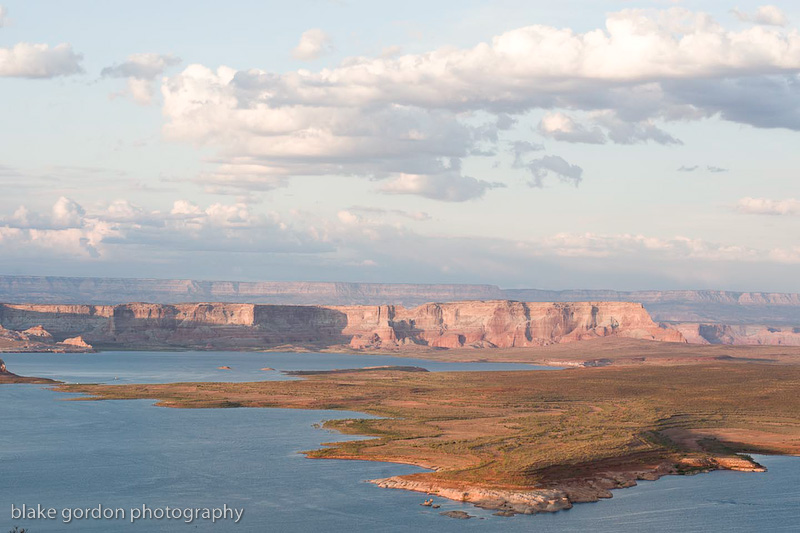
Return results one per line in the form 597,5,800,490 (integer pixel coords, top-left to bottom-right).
10,503,245,524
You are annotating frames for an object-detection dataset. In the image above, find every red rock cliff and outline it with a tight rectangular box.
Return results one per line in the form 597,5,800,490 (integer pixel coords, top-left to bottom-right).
0,300,684,350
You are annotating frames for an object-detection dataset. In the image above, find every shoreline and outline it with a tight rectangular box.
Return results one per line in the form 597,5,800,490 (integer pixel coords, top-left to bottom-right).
0,372,60,384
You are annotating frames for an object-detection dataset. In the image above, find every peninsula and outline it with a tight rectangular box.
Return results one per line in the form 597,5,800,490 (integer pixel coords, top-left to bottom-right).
0,358,59,384
59,342,800,516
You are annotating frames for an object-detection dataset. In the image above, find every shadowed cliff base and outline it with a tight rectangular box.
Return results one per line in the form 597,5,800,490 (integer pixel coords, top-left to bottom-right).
58,361,800,516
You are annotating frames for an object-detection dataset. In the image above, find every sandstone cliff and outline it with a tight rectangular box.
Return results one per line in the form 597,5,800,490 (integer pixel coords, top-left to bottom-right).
0,301,683,350
2,275,799,324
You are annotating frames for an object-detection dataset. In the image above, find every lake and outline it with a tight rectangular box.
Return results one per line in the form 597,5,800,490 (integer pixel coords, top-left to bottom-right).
1,351,798,532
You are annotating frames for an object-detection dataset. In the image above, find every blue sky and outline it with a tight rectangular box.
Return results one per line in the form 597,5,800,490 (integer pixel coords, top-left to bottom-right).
1,1,799,291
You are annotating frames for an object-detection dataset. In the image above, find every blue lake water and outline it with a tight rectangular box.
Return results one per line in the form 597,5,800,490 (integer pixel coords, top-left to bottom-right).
1,352,798,532
0,350,555,384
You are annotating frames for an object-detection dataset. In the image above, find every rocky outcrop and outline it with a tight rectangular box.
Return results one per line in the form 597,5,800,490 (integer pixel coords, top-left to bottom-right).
0,300,684,350
0,324,94,353
372,452,764,515
374,476,572,515
670,323,800,346
61,336,93,349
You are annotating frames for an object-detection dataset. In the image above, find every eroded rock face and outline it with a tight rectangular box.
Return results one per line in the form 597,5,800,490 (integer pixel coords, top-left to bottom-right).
0,300,684,350
342,301,684,349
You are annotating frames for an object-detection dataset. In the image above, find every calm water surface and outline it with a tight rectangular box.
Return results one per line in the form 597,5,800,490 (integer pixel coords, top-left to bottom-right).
1,352,798,532
0,350,555,384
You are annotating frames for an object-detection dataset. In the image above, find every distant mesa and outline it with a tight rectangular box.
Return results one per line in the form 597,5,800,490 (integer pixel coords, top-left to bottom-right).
0,300,686,351
3,274,800,324
1,296,798,351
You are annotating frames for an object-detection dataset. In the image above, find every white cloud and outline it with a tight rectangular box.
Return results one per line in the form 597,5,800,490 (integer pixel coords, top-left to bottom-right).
737,197,800,215
380,172,503,202
526,156,583,187
732,5,789,27
291,29,332,60
4,199,800,287
102,53,181,80
0,197,328,263
103,53,181,105
590,110,682,145
52,197,86,228
538,112,606,144
347,206,431,222
536,232,759,262
158,8,800,200
0,42,83,78
0,5,8,27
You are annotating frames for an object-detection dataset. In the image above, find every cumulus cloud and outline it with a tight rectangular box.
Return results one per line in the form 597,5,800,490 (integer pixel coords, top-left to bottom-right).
156,8,800,200
52,197,86,228
102,53,181,80
526,156,583,187
0,7,83,77
291,29,332,60
737,197,800,215
103,53,181,104
380,172,503,202
538,112,605,144
732,5,789,27
0,42,83,78
4,199,800,286
0,197,334,264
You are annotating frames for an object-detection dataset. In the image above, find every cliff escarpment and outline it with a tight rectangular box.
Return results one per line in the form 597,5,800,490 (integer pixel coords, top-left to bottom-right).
0,301,683,350
3,275,800,325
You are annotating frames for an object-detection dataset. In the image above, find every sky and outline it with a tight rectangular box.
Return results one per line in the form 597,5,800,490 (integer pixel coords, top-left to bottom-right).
0,0,799,292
